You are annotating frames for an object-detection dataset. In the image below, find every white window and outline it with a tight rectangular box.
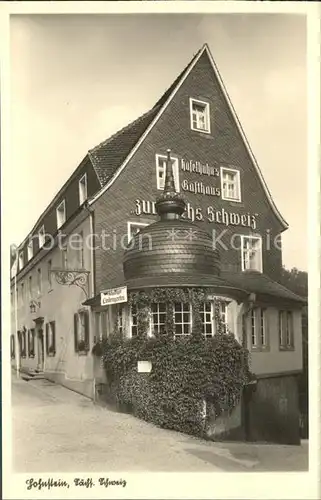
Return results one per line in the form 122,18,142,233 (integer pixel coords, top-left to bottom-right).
241,235,262,272
127,222,149,243
117,305,124,336
130,305,138,337
151,303,167,335
79,173,88,205
27,240,33,261
221,167,241,202
250,308,268,349
156,154,180,192
18,251,24,270
46,321,56,356
38,225,45,248
174,303,192,336
56,200,66,229
201,301,228,337
189,98,211,134
279,310,294,349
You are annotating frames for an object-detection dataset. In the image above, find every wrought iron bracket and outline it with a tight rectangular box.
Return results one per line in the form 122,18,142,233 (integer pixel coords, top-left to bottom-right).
51,269,90,299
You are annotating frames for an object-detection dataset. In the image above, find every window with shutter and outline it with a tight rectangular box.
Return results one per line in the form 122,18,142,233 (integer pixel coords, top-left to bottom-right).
74,310,90,354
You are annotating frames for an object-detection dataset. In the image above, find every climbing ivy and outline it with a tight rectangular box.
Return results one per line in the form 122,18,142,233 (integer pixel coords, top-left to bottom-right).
97,288,251,437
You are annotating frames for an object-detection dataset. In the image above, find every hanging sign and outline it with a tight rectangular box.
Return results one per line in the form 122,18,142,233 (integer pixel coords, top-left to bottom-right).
100,286,127,306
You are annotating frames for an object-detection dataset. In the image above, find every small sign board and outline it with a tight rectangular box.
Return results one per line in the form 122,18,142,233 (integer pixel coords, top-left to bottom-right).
137,361,152,373
100,286,127,306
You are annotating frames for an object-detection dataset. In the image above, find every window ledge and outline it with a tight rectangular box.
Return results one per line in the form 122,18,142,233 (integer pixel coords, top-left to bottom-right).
78,351,89,356
279,346,295,352
251,347,270,353
47,352,56,357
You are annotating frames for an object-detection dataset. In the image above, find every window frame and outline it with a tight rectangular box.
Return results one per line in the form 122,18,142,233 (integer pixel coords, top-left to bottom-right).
78,173,88,205
155,154,180,192
46,321,56,357
173,302,192,337
189,98,211,134
279,310,295,350
129,305,138,338
37,267,42,295
151,302,167,336
18,251,24,271
27,240,34,261
28,275,33,299
220,166,242,202
250,307,269,351
56,199,66,229
48,260,52,290
240,235,263,273
38,225,45,248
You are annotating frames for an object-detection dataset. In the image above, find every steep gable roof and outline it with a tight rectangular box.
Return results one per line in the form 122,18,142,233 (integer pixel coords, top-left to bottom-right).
87,48,203,188
87,44,288,231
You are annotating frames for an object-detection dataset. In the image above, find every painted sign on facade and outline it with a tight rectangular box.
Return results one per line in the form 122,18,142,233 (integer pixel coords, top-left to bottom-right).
100,286,128,306
133,199,258,230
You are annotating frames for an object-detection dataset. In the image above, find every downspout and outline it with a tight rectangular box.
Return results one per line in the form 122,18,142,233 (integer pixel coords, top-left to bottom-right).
84,202,96,401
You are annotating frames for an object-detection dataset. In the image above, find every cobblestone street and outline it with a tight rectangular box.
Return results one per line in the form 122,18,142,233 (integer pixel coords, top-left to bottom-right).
12,374,308,473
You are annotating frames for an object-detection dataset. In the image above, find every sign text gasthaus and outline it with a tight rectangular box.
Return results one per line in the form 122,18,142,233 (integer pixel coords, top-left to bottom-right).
101,286,128,306
133,199,258,230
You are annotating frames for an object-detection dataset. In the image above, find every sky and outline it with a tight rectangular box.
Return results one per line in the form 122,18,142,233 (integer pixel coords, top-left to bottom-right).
10,13,307,271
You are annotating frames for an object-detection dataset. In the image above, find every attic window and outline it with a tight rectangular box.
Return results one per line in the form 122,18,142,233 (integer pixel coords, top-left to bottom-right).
190,98,210,134
18,251,24,270
27,240,33,261
38,226,45,248
79,173,88,205
56,200,66,229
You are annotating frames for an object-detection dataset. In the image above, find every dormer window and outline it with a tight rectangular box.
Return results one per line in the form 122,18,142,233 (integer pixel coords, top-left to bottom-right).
38,225,45,248
79,173,87,205
221,167,241,202
189,98,210,134
27,240,33,261
18,251,24,270
241,235,263,272
156,154,180,192
56,200,66,229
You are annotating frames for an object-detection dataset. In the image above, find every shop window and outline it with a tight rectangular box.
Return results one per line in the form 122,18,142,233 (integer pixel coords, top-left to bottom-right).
174,303,192,336
156,154,180,191
38,225,45,248
46,321,56,356
28,329,35,357
74,310,90,353
10,335,15,359
56,199,66,229
221,167,241,202
279,310,294,350
79,173,88,205
27,240,33,261
241,235,262,272
250,308,268,350
151,303,167,335
189,98,211,133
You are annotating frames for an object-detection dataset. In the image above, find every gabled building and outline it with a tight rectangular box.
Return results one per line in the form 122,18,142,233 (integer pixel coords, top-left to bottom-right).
11,44,305,443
